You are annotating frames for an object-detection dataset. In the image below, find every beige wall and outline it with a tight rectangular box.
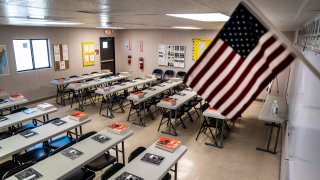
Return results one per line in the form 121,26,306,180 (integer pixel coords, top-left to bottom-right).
0,26,295,102
0,25,117,101
116,29,217,77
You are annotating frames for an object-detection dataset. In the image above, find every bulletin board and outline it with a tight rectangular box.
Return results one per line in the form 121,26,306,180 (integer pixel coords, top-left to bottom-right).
82,42,95,67
158,44,185,68
53,44,69,71
192,38,212,61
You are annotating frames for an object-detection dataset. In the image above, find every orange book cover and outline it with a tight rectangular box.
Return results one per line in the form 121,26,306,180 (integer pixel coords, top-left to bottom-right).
131,92,144,96
70,111,88,121
156,137,181,150
107,123,129,134
10,93,24,98
161,98,176,102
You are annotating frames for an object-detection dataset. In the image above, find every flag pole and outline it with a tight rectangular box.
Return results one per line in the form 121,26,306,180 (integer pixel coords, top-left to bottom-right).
243,0,320,80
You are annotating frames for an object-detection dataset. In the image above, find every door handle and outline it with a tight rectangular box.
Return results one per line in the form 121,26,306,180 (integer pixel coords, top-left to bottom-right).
101,59,114,63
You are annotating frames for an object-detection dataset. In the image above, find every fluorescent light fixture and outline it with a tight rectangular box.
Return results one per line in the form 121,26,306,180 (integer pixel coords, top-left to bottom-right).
9,18,83,25
96,26,125,29
166,13,229,22
172,26,202,29
28,15,45,19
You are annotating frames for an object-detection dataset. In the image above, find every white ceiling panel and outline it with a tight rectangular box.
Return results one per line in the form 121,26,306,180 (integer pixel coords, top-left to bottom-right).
0,0,318,30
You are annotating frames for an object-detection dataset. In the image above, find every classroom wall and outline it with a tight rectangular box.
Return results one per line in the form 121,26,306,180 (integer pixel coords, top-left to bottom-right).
281,43,320,179
0,25,117,101
116,29,295,100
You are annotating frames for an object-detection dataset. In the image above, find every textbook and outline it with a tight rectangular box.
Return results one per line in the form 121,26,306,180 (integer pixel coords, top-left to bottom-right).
115,172,143,180
9,94,25,102
37,103,55,111
160,97,177,106
156,137,181,153
129,91,144,99
106,123,129,135
141,153,165,165
69,111,88,121
145,74,156,79
22,108,36,114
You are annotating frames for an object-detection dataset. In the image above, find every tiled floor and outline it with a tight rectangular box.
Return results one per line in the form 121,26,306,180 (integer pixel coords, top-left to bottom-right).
2,96,281,180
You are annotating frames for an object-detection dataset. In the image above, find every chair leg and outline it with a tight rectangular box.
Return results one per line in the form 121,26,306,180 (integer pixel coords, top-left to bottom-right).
187,112,193,122
147,108,154,120
194,107,200,116
99,99,105,114
179,118,186,129
196,121,206,140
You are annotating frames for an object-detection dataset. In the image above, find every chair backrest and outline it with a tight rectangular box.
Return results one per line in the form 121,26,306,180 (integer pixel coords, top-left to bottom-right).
201,103,210,113
152,69,163,79
77,131,97,142
164,70,175,79
44,117,61,124
91,71,98,74
69,75,78,78
101,163,125,180
10,107,28,114
1,162,35,180
176,71,186,78
82,73,89,76
128,146,146,163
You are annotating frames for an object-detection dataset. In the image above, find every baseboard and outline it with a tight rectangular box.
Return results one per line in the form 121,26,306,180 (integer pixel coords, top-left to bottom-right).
255,98,264,102
25,95,56,106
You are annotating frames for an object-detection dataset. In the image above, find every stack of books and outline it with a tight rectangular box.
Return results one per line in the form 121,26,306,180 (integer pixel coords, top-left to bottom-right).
99,86,113,92
68,83,81,88
69,111,88,121
37,103,55,111
53,78,65,83
160,97,177,106
156,137,181,152
129,92,144,99
106,123,129,135
9,94,25,102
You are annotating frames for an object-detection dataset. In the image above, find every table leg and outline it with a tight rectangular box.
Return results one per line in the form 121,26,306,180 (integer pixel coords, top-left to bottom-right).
174,163,178,180
115,145,119,162
204,118,223,148
122,141,125,165
256,122,280,154
161,109,178,136
75,128,79,141
102,95,114,118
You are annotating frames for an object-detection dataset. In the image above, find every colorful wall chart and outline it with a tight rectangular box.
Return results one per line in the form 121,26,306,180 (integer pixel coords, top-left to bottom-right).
158,44,185,68
192,38,212,61
297,16,320,53
82,42,95,66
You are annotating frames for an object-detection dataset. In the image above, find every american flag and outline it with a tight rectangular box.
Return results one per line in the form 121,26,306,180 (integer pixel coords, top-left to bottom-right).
184,2,296,120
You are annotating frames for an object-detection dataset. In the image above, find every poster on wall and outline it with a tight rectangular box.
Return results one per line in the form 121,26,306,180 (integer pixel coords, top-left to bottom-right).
157,44,186,68
82,42,95,66
0,45,9,76
53,44,69,71
192,38,213,61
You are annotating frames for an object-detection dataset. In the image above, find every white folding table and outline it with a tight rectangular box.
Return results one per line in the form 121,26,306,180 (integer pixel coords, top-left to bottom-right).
50,72,113,105
0,99,28,114
6,129,133,180
257,95,287,154
127,81,182,127
0,117,91,160
0,106,58,131
157,89,197,136
110,143,187,180
66,75,128,111
95,78,156,118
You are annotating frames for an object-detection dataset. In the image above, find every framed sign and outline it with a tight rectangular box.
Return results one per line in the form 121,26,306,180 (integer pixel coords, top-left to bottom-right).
53,44,69,71
192,38,212,61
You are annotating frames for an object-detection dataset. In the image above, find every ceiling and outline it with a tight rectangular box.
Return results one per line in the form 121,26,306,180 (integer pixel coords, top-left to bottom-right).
0,0,319,31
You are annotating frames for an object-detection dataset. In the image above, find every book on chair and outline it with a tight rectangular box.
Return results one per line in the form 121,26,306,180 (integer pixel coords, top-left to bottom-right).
106,123,129,135
69,111,88,121
37,103,55,111
156,137,181,152
129,91,144,99
9,94,25,102
160,97,177,106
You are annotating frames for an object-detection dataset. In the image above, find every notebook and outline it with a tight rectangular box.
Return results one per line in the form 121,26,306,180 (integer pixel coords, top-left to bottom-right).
141,153,165,165
91,134,111,143
14,168,43,180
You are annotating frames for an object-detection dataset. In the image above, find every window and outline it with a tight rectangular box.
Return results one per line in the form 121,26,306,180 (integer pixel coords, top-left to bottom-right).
13,39,50,72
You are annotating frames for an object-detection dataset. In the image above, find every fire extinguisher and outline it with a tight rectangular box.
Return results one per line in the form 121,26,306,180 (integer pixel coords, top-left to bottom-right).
139,57,144,70
128,55,132,65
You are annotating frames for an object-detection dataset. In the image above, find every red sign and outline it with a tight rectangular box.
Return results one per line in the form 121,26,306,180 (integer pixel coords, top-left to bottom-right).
104,29,112,35
140,41,143,52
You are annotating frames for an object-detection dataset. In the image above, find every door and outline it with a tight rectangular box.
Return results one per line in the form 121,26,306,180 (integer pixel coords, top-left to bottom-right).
100,37,115,74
